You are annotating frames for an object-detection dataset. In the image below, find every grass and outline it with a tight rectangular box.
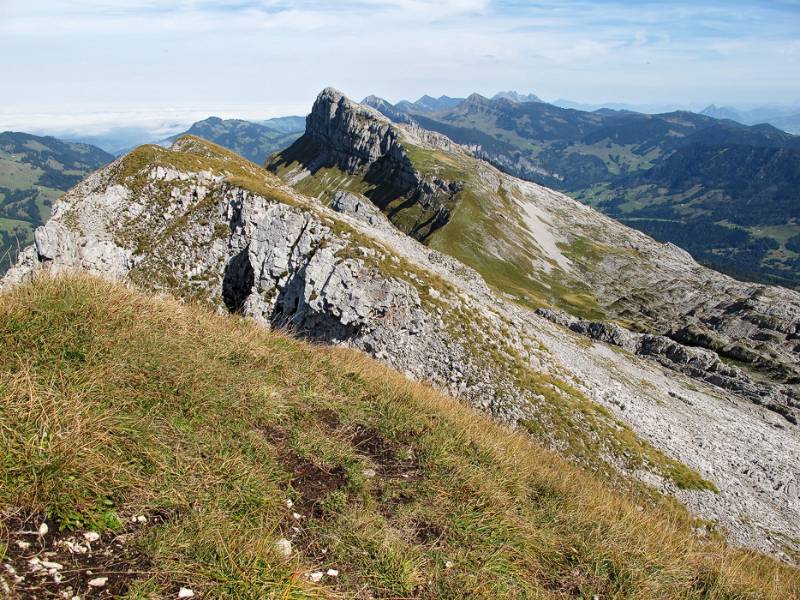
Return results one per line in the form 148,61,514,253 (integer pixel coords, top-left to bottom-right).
1,274,798,598
408,148,606,319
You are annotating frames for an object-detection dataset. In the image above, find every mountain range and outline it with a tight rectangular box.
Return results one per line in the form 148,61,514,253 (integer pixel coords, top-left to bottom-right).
701,104,800,134
363,92,800,288
160,116,304,164
3,87,800,595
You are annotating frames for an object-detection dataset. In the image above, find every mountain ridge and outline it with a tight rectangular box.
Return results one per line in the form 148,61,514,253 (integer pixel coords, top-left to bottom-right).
5,90,800,563
274,90,800,397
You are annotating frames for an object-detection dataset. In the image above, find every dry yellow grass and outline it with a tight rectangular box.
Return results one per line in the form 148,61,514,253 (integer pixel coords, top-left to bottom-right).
1,274,798,598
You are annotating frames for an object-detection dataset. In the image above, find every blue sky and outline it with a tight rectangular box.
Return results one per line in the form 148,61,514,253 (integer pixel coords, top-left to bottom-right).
1,0,798,133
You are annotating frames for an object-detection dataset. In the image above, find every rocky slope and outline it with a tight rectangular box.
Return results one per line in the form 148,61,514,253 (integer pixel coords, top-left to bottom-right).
272,89,800,423
4,97,800,561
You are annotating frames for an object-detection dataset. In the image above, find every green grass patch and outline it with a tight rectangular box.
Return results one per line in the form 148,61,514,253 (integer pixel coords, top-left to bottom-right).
0,275,793,597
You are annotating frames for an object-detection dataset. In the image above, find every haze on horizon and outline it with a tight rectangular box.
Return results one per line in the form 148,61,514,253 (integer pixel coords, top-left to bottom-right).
2,0,799,134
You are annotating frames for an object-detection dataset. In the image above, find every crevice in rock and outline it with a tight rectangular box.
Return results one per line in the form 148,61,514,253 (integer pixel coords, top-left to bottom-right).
222,245,254,314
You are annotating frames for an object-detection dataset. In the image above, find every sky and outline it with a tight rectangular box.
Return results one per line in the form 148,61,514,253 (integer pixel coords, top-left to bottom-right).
1,0,799,136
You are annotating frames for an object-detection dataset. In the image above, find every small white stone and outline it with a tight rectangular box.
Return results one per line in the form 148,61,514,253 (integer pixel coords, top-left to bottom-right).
445,560,454,569
275,538,292,557
177,587,195,598
41,561,63,570
308,571,323,582
88,576,108,587
64,541,88,554
38,523,49,536
285,499,294,509
292,512,303,520
326,569,339,577
15,540,31,550
136,515,147,523
83,531,100,542
362,468,376,478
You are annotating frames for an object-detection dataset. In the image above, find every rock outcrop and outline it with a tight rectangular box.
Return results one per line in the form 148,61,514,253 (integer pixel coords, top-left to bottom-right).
3,139,527,427
271,88,800,426
537,308,799,424
267,88,462,241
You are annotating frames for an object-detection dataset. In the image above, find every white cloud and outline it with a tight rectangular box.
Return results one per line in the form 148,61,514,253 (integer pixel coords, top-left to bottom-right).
1,0,798,133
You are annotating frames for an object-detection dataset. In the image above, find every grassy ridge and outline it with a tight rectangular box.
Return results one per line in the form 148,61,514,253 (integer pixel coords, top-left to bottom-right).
1,275,798,598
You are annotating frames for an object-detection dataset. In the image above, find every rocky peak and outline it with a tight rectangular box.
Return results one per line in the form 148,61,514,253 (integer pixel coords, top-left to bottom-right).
493,90,543,104
268,89,465,241
361,94,389,107
464,92,490,106
302,87,399,173
361,95,414,125
457,93,498,116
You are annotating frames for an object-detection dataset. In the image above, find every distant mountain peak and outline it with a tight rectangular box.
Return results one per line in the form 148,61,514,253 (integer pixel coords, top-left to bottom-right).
700,104,743,121
464,92,490,104
492,91,543,104
361,95,414,124
361,94,386,104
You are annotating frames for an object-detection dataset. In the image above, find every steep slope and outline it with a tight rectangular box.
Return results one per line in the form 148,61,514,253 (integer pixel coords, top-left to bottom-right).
367,93,800,287
0,132,113,272
4,276,800,598
270,90,800,401
6,116,800,561
164,116,304,164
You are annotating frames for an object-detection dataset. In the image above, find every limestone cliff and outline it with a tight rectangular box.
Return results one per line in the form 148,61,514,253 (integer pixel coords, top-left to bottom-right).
267,88,462,241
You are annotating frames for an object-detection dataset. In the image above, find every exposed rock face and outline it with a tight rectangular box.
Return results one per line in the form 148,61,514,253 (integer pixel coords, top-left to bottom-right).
267,88,462,241
3,143,527,428
538,308,799,424
4,103,800,563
